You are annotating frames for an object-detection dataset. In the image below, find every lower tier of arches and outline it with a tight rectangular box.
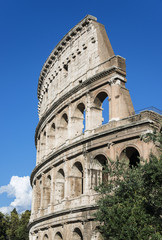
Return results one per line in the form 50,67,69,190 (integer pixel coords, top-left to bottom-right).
29,208,102,240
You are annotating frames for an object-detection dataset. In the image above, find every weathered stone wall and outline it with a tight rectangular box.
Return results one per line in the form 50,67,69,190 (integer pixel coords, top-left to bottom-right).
29,15,161,240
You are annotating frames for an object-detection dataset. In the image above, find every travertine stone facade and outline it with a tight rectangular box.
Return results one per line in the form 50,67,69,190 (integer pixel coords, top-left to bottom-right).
29,15,162,240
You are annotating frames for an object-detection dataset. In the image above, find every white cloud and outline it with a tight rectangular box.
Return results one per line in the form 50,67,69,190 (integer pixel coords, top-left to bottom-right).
0,176,32,214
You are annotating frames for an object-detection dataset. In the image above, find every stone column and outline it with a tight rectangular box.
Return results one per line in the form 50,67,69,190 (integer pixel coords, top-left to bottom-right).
83,151,90,195
64,159,68,199
50,167,55,211
40,174,44,216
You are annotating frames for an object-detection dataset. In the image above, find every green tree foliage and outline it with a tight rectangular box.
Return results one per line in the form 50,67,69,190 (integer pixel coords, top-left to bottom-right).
95,131,162,240
0,209,31,240
7,208,19,240
0,212,8,240
16,210,31,240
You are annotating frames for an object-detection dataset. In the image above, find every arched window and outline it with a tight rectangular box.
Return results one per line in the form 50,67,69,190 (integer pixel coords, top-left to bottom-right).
71,162,83,197
72,103,86,137
92,91,109,128
55,169,65,203
40,129,46,159
91,154,108,188
54,232,63,240
73,228,83,240
58,113,68,146
49,122,55,150
102,96,109,124
36,134,40,164
43,234,48,240
61,113,68,127
120,147,140,168
44,175,51,208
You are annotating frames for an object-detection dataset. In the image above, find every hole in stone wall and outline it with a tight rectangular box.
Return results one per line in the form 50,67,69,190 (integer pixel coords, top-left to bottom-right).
43,234,49,240
72,162,83,196
120,147,140,168
73,228,83,240
92,154,108,186
94,91,109,127
74,103,86,135
61,113,68,127
54,232,63,240
102,96,109,124
83,109,86,133
55,169,65,201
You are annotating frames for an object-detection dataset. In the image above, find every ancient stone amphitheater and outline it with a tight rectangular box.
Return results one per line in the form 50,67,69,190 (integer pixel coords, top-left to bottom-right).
29,15,161,240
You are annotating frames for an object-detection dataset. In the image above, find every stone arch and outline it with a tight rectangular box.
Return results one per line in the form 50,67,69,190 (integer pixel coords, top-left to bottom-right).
91,154,108,188
72,102,86,137
71,162,83,197
54,232,63,240
73,227,83,240
119,146,140,168
40,129,47,159
58,113,68,145
36,134,41,164
93,91,109,127
60,113,68,127
55,169,65,203
43,233,49,240
44,175,51,208
48,122,56,150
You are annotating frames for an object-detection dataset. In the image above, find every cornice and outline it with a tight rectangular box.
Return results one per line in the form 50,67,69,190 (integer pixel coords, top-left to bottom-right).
37,15,97,99
28,204,97,230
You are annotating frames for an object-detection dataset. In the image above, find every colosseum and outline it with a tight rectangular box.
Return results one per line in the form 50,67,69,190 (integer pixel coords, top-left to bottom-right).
29,15,162,240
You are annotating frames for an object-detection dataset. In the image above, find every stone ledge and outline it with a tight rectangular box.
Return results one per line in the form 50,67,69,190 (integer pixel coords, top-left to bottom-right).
28,204,97,230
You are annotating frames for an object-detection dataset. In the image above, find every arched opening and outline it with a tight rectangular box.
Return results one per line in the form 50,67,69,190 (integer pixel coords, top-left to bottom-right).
93,91,109,128
73,228,83,240
36,135,40,164
44,175,51,208
71,162,83,197
41,130,46,159
48,122,55,150
55,169,65,203
102,96,109,124
91,154,108,188
54,232,63,240
58,113,68,145
72,103,86,137
120,147,140,168
61,113,68,127
43,234,48,240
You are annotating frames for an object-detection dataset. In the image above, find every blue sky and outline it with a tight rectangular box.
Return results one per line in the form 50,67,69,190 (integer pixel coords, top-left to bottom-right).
0,0,161,213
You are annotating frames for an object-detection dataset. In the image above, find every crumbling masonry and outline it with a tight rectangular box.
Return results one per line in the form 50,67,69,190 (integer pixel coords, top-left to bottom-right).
29,15,162,240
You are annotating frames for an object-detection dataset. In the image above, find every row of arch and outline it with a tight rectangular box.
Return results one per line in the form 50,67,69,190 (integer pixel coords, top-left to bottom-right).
37,91,109,164
33,147,140,214
41,228,83,240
